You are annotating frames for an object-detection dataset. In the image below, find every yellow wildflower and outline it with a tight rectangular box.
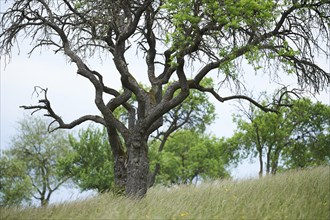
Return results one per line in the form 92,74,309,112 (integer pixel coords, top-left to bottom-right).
179,211,189,217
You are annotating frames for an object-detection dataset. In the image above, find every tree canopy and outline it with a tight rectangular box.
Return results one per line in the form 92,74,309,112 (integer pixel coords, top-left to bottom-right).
1,0,329,197
231,97,330,176
0,116,71,207
149,130,231,186
58,126,115,194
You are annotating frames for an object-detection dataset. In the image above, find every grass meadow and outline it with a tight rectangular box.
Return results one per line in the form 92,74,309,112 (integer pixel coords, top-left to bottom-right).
1,166,329,219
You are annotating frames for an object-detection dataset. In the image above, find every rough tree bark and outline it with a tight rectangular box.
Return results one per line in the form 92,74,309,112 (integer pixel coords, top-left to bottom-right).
107,128,127,191
126,130,149,197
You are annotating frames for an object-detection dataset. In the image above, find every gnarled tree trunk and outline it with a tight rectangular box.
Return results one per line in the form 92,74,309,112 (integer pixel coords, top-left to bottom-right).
125,131,149,198
107,128,127,193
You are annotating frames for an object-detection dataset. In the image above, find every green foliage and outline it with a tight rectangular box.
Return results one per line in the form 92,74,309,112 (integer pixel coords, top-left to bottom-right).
231,97,330,174
0,116,71,207
164,0,277,69
58,126,114,193
164,0,275,43
62,128,230,191
118,78,216,133
0,158,32,206
161,0,329,86
2,166,329,219
281,99,330,169
167,85,216,133
150,130,230,185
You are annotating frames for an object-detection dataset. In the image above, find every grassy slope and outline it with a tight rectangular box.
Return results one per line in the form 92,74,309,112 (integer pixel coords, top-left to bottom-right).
1,166,329,219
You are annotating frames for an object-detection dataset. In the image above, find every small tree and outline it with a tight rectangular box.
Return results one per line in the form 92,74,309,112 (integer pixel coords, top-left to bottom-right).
0,158,33,207
59,126,116,194
231,97,330,176
281,99,330,169
148,78,216,186
150,130,230,186
0,116,71,207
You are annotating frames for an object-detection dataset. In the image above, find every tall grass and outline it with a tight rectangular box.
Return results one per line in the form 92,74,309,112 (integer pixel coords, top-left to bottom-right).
1,166,329,219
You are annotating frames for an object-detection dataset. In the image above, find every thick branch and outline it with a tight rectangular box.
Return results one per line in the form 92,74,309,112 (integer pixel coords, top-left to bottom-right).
145,57,189,131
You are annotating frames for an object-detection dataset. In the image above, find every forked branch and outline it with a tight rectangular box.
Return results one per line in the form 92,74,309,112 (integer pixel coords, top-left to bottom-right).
193,83,299,113
20,87,105,131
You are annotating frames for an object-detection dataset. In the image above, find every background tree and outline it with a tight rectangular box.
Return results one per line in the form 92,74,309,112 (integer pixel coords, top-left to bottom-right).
1,0,329,197
231,97,330,176
149,130,231,186
58,126,115,194
148,78,216,186
281,99,330,170
0,158,33,207
0,116,71,207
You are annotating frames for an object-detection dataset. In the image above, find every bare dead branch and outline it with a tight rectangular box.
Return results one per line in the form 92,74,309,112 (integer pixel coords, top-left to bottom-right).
20,87,105,132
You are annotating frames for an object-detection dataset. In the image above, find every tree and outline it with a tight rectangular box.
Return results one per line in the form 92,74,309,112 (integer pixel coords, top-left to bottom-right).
1,0,329,197
59,86,216,192
148,78,216,186
0,158,33,207
0,116,71,207
281,99,330,170
149,130,230,186
231,97,330,176
58,126,115,194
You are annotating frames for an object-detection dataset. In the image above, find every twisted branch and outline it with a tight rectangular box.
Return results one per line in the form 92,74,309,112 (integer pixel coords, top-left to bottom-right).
20,87,105,132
